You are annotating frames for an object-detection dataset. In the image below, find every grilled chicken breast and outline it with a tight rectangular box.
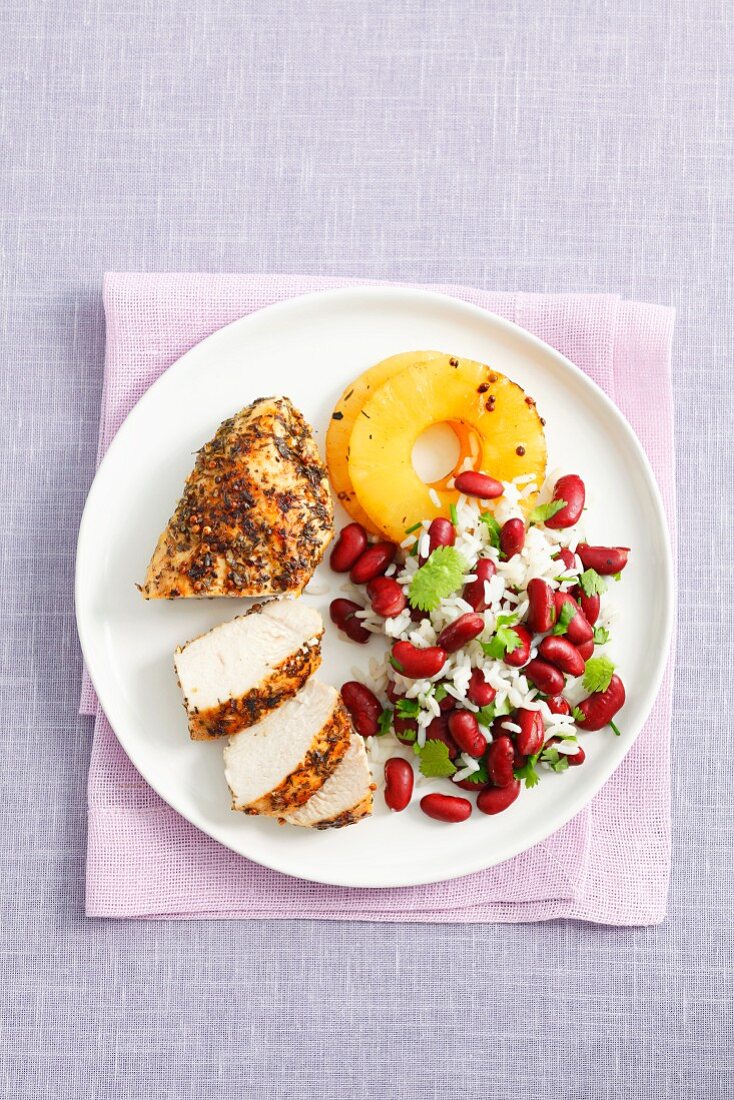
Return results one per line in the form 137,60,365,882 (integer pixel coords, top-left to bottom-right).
223,680,351,815
174,600,323,740
142,396,334,599
278,733,373,829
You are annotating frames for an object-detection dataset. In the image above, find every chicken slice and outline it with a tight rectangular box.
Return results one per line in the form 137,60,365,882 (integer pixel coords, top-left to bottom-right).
142,396,334,599
174,600,323,740
278,733,373,830
223,680,351,815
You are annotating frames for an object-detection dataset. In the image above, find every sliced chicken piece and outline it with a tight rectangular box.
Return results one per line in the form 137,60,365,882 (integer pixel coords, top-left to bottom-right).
223,680,351,815
142,396,334,600
174,599,323,741
278,733,373,829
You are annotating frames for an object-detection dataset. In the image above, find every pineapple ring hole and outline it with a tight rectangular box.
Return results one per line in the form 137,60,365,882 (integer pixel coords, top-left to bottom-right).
411,421,480,488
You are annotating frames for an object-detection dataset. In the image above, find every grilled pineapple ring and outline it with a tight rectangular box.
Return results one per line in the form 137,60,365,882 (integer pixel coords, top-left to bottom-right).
327,350,444,531
347,355,547,543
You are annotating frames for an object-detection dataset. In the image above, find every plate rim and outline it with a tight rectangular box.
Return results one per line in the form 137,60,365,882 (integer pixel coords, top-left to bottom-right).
75,284,675,888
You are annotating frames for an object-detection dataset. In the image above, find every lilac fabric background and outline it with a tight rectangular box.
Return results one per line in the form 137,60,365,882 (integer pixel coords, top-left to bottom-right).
1,2,732,1098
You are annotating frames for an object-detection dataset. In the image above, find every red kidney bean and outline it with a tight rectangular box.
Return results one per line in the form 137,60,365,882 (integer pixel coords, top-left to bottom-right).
427,517,455,552
491,715,516,740
420,793,472,823
477,779,521,815
526,578,556,633
503,624,532,667
454,775,488,792
556,547,576,571
349,541,396,584
329,598,371,644
575,674,626,731
436,612,485,653
513,742,527,769
575,638,595,661
454,471,504,499
392,640,447,679
486,735,516,788
340,681,382,737
448,711,488,757
409,606,430,623
538,635,586,677
330,522,368,572
393,717,418,745
386,681,403,705
437,691,455,713
545,694,572,716
553,592,594,645
524,658,565,695
576,544,630,575
425,716,459,759
467,668,497,707
572,586,601,625
367,576,407,618
544,737,586,766
515,708,544,756
500,517,526,559
544,474,586,529
384,758,414,811
463,558,496,611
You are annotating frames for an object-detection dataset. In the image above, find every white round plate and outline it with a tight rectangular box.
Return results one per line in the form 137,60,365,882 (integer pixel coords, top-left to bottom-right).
76,287,673,888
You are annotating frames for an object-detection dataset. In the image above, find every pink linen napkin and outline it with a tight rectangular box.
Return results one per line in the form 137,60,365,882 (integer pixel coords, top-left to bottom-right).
81,274,675,924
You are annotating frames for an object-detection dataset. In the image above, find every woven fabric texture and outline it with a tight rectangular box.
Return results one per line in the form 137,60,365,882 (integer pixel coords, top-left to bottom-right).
83,274,674,926
2,1,732,1097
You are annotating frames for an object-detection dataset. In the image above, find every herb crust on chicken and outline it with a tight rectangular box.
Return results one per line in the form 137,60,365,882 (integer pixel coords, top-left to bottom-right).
142,396,334,599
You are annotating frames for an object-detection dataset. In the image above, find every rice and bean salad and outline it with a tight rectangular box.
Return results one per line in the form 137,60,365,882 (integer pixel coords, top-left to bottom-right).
328,469,629,821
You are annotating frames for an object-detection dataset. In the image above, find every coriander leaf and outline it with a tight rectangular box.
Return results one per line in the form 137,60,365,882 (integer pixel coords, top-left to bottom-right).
479,511,502,549
432,684,448,703
529,499,567,525
399,725,418,743
572,706,586,724
551,601,576,636
593,625,610,645
613,572,622,582
378,709,393,735
481,614,521,659
582,656,615,693
457,761,489,786
514,752,540,788
540,745,569,773
495,696,512,716
540,745,561,766
482,636,507,660
408,546,468,611
476,703,497,728
579,568,607,597
417,739,457,778
396,698,420,719
404,521,423,535
449,503,458,527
